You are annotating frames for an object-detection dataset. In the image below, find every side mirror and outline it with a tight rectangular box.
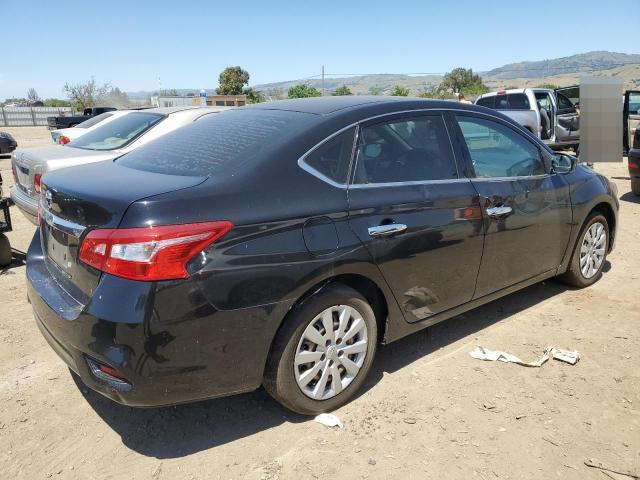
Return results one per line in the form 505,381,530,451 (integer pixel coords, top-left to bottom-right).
552,153,577,174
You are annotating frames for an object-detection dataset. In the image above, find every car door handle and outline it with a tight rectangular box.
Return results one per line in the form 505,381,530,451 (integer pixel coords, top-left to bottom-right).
368,223,407,238
486,206,513,218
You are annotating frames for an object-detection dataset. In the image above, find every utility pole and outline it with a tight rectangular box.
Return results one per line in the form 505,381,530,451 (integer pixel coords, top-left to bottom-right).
322,65,325,96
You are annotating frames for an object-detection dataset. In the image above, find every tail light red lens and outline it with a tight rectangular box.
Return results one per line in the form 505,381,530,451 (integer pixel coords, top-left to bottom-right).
58,135,71,145
79,221,233,281
629,160,639,169
34,174,42,194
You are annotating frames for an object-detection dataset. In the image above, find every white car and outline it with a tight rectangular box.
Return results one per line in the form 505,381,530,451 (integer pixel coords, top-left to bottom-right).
50,111,122,144
12,106,231,224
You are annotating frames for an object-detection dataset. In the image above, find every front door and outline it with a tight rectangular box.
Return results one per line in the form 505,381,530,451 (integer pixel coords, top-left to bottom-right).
452,113,573,298
554,89,580,143
624,90,640,153
347,113,484,322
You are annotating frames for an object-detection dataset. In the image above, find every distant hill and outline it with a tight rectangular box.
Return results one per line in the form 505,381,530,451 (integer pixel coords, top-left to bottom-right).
485,51,640,79
125,51,640,100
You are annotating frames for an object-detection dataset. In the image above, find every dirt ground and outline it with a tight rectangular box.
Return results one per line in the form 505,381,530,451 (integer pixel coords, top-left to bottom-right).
1,127,638,480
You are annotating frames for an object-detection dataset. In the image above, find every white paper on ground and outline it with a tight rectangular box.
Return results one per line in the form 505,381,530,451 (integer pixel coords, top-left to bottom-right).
314,413,344,428
469,346,580,367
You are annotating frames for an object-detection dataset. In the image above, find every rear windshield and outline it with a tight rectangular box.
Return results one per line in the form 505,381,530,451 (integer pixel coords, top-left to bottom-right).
478,94,531,110
118,109,318,176
76,112,114,129
70,112,164,151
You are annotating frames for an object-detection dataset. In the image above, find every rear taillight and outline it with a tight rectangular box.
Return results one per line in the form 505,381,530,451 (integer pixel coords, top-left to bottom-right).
79,221,233,281
58,135,71,145
629,160,639,169
34,174,42,194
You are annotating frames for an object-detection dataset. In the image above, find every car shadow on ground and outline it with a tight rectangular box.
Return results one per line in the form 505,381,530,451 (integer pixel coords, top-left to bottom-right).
75,279,571,459
0,248,26,274
620,191,639,204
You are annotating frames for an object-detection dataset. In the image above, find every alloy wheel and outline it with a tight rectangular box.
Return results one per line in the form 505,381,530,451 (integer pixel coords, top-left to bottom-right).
579,221,606,279
294,305,369,401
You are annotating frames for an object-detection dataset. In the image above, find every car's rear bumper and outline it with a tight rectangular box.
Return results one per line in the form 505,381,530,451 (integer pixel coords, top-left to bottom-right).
0,141,17,154
26,230,294,407
10,185,38,225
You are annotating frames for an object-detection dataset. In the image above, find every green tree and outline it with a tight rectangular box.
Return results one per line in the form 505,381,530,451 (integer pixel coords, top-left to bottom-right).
390,85,409,96
43,98,71,107
437,68,488,96
217,66,250,95
332,85,352,96
536,83,559,89
245,87,265,104
288,84,321,99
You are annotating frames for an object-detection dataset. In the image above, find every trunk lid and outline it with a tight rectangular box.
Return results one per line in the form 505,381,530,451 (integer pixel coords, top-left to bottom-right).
40,161,206,303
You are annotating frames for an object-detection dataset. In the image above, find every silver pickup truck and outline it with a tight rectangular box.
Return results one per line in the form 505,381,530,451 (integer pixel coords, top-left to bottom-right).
475,87,580,151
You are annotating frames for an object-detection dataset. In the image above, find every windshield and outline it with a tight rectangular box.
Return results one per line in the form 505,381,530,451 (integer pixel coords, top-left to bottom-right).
76,112,114,129
70,112,164,150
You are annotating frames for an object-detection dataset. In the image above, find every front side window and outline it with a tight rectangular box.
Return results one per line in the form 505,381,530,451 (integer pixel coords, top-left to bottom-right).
304,127,355,184
70,112,164,151
353,116,457,184
476,96,495,108
556,93,575,111
456,115,547,178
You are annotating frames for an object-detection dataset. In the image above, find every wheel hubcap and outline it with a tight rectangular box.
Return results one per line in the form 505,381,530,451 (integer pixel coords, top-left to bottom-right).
294,305,368,401
579,221,606,279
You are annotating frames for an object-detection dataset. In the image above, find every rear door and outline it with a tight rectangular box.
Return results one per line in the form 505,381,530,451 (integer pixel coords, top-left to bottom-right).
452,112,572,297
554,87,580,143
624,90,640,153
347,112,484,322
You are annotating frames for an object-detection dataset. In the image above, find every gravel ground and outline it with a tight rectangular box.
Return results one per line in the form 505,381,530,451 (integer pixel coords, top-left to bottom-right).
1,127,638,480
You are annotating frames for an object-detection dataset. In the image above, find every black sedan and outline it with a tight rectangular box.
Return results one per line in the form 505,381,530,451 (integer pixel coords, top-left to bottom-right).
0,131,17,154
28,97,618,414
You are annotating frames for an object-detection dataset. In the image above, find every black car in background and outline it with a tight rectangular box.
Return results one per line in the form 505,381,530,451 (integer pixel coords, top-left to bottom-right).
46,107,117,130
0,131,17,154
628,125,640,195
28,97,618,414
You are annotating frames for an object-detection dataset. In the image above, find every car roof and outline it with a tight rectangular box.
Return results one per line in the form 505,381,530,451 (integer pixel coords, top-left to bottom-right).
248,96,471,117
479,89,527,98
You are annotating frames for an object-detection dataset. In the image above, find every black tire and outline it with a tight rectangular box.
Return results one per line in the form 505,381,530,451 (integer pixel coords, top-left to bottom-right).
632,178,640,196
0,233,11,267
559,212,609,288
264,283,378,415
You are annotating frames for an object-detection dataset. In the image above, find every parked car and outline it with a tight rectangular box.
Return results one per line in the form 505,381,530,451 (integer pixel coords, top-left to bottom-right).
628,117,640,195
623,89,640,156
11,106,230,224
46,107,117,130
50,111,120,144
0,172,13,266
0,131,18,154
27,97,619,414
475,87,580,151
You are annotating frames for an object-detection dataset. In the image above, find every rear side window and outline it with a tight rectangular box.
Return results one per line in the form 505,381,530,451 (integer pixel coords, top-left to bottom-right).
70,112,164,151
118,109,318,176
303,127,355,184
76,112,114,129
494,93,531,110
456,115,546,178
353,115,458,184
476,97,495,108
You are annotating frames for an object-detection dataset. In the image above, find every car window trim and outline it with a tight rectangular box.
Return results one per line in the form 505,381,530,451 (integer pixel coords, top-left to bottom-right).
297,107,554,188
451,111,552,180
297,124,359,188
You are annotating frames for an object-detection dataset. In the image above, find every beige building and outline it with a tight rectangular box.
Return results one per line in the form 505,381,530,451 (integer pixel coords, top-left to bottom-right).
193,95,247,107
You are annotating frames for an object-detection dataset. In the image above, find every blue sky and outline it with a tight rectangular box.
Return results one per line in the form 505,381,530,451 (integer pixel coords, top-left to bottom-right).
0,0,634,99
